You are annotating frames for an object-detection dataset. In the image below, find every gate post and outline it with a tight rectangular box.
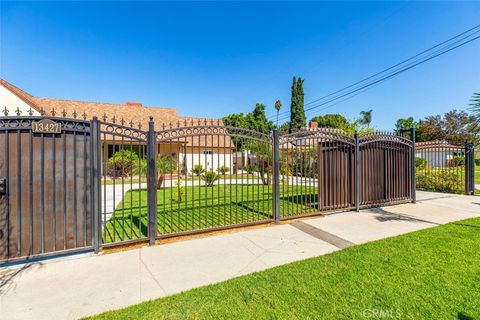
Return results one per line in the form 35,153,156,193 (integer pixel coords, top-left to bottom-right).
91,117,102,253
410,127,416,203
147,117,158,245
354,131,360,212
465,142,475,195
272,129,280,223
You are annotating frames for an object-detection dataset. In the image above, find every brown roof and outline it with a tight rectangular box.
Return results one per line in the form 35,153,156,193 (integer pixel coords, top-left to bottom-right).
1,79,233,148
416,140,460,149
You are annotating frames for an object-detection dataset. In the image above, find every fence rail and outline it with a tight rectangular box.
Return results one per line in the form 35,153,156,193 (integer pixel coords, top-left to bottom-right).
2,111,475,264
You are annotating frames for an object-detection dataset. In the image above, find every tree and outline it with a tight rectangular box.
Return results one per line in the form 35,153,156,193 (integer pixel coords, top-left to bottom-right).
394,117,424,141
274,100,282,127
469,92,480,123
250,103,273,134
418,110,479,145
310,113,373,136
289,76,306,133
223,104,273,150
279,122,290,135
359,109,373,128
395,117,416,131
311,114,353,131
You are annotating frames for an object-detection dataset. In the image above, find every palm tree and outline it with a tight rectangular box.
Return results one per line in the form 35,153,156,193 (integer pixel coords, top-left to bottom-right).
274,100,282,127
470,93,480,123
359,109,373,128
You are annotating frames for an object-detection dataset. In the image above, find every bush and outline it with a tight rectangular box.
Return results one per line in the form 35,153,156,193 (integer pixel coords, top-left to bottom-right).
202,171,219,187
108,150,139,177
216,166,230,175
416,168,463,194
242,165,257,174
191,164,205,176
475,158,480,166
132,159,147,176
447,156,464,167
415,157,428,170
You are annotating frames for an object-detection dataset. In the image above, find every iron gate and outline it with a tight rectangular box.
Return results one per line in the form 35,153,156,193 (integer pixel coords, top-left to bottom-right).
1,112,432,264
0,116,95,263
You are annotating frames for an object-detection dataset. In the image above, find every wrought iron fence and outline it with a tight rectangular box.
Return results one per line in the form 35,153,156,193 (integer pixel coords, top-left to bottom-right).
154,120,274,238
3,108,449,263
415,140,475,195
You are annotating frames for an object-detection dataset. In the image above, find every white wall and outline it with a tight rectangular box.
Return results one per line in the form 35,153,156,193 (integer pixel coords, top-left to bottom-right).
416,151,453,167
0,85,40,116
180,149,233,173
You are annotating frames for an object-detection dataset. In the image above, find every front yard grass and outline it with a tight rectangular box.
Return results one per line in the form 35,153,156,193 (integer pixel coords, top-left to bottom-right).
103,184,318,243
89,217,480,319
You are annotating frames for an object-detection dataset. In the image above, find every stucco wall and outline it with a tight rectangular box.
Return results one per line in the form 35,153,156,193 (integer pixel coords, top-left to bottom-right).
0,85,40,116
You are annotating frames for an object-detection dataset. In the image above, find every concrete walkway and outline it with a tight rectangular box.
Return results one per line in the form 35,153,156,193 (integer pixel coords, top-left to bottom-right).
1,191,479,320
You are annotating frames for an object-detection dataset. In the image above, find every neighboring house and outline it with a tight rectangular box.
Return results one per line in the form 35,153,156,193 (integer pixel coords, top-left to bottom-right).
415,140,463,167
0,79,234,174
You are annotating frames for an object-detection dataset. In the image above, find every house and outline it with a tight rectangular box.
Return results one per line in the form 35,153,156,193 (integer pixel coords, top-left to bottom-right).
415,140,464,167
0,79,234,174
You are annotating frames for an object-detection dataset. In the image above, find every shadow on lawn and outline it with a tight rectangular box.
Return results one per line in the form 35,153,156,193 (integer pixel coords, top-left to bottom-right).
458,313,474,320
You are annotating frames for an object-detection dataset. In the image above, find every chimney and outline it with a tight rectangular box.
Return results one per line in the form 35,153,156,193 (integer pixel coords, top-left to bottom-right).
126,102,142,107
308,120,318,129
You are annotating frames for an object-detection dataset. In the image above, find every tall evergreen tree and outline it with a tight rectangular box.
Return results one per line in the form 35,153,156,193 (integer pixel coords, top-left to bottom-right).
289,76,306,132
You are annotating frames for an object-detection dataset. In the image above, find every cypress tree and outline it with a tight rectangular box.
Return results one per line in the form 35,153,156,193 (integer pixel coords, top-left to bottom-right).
289,76,306,132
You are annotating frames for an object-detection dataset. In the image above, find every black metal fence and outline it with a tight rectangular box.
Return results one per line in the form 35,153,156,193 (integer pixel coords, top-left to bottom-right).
3,111,450,264
415,140,475,195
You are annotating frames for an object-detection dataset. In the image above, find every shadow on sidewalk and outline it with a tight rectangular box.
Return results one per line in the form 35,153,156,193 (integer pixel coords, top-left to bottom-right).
370,207,440,225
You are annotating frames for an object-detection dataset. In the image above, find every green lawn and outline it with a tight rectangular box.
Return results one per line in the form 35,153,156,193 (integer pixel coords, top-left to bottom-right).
103,184,318,243
88,217,480,319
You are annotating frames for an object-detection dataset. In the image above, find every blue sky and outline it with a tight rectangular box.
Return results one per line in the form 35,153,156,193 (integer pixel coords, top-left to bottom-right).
1,1,479,129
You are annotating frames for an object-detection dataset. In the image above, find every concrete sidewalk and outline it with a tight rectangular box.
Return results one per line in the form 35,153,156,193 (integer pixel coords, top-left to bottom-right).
1,191,479,320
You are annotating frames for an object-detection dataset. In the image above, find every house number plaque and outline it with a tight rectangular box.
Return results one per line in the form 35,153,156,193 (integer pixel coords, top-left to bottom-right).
32,119,62,134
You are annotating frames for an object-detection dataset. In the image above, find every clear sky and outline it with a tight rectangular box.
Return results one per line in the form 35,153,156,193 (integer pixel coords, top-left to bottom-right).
1,1,479,129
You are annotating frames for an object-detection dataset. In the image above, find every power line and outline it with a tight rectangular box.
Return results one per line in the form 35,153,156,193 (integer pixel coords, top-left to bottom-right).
275,32,480,123
270,24,480,121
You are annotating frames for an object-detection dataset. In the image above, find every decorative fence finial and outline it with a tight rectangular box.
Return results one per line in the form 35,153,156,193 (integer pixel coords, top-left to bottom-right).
39,107,45,116
102,113,107,122
72,110,78,119
51,108,56,117
2,106,8,116
61,109,67,117
82,112,87,120
15,107,21,116
28,107,34,116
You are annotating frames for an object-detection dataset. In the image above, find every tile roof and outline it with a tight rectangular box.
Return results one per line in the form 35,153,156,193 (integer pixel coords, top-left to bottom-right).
1,79,233,148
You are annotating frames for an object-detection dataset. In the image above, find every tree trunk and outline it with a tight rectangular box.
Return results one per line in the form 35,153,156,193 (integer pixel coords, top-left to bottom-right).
157,173,164,189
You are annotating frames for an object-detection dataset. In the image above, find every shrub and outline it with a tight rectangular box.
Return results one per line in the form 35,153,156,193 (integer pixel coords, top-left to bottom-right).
191,164,205,176
447,156,464,167
157,156,176,188
416,168,463,194
108,150,139,177
202,171,219,187
243,164,257,174
474,158,480,166
132,159,147,176
216,166,230,175
175,179,184,202
415,157,428,170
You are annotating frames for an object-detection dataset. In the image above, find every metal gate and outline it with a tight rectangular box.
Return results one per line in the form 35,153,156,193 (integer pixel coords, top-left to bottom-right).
0,116,95,263
1,112,427,264
280,128,415,218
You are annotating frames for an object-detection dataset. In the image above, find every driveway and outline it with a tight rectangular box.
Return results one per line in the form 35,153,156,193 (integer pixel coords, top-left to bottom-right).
1,190,479,320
